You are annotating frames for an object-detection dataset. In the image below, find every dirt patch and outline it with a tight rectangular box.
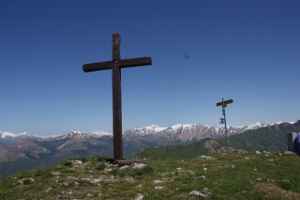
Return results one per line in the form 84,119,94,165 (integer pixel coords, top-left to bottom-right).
255,183,300,199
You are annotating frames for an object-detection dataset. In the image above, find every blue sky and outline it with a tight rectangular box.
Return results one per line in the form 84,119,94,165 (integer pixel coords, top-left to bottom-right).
0,0,299,136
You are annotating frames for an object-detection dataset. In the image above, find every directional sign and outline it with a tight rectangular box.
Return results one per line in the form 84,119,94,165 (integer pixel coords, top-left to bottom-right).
216,99,233,107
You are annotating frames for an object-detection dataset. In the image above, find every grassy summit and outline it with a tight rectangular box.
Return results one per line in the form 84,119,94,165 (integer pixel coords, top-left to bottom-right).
0,152,299,199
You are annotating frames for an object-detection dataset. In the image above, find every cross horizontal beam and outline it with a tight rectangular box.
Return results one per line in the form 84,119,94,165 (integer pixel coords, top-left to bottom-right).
83,57,152,72
216,99,233,107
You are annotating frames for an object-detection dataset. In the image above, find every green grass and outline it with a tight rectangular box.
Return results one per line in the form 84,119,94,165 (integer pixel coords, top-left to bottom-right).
0,152,299,199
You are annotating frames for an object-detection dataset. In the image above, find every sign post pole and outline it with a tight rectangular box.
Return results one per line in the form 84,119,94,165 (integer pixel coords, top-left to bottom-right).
216,98,233,152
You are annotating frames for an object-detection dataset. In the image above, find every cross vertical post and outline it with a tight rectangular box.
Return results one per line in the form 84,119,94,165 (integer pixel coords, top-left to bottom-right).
112,34,122,160
83,33,152,163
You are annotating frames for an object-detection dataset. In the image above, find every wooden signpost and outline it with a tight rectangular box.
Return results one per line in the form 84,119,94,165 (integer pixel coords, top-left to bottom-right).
83,33,152,164
216,98,233,152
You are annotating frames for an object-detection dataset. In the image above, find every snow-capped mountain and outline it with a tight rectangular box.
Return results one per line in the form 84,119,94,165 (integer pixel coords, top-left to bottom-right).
123,122,291,143
91,130,113,138
0,131,31,139
0,131,34,147
1,121,296,142
124,125,167,136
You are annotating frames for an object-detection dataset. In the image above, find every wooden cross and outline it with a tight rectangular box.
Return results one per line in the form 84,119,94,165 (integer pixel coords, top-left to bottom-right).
83,33,152,163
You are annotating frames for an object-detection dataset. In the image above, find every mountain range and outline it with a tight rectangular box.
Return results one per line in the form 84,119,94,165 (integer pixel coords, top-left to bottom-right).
0,121,299,178
0,121,284,146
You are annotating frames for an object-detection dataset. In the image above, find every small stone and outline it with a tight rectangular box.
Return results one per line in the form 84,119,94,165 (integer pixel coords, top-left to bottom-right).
200,175,206,179
92,178,102,183
153,180,164,184
87,193,93,197
132,163,146,169
119,165,129,170
45,187,52,193
62,182,69,186
51,172,60,176
72,160,83,165
256,178,262,181
20,178,35,185
199,155,214,160
256,151,261,154
154,186,164,190
283,151,295,155
244,157,250,160
135,194,144,200
189,190,207,197
188,170,195,175
194,175,206,180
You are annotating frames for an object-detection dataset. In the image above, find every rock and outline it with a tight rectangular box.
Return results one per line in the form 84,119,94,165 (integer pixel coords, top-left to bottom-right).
154,186,164,190
87,193,93,197
204,139,220,152
256,151,261,154
132,163,146,169
19,178,35,185
135,194,144,200
267,179,275,183
199,155,214,160
218,146,246,153
283,151,295,155
153,180,164,184
91,178,102,183
72,160,83,165
188,170,195,175
50,172,60,176
119,165,129,170
189,190,207,197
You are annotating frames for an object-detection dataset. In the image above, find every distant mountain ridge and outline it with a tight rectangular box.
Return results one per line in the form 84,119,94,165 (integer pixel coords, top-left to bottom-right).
1,121,293,142
0,120,299,179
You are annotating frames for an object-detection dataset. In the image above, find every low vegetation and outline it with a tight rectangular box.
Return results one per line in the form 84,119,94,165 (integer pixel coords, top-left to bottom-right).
0,151,299,199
